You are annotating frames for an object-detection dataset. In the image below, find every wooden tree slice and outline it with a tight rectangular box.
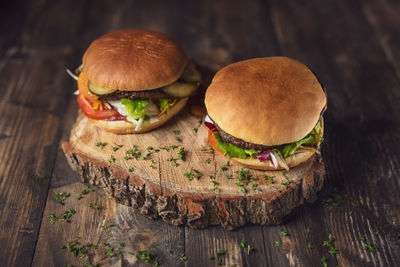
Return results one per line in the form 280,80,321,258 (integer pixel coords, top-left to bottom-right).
62,110,325,230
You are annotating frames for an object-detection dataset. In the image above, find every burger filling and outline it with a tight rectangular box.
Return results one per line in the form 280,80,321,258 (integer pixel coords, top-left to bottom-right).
71,62,201,131
205,116,323,170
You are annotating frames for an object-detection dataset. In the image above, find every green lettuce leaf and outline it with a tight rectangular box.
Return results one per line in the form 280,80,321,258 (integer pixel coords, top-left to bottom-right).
158,99,175,112
121,98,149,119
275,120,323,158
212,133,259,159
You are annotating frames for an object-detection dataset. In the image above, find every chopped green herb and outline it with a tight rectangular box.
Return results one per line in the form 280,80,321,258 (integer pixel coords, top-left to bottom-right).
112,144,123,151
205,158,211,164
240,240,246,248
280,231,287,236
221,166,228,171
54,192,70,205
180,253,188,261
359,236,376,253
178,147,185,160
216,250,225,256
251,184,257,190
209,255,216,260
323,234,338,256
173,130,180,135
274,240,281,246
217,258,223,265
226,174,233,179
89,203,100,210
193,128,198,133
128,168,133,172
264,175,275,184
140,153,151,160
210,180,219,191
306,242,312,249
184,168,202,181
167,249,172,254
62,239,97,258
175,137,182,142
109,155,116,163
61,208,76,223
323,193,342,205
306,227,311,233
374,231,379,235
159,146,170,151
75,194,82,200
153,260,159,267
147,146,154,151
201,147,208,152
96,142,107,148
47,214,56,224
102,224,113,230
247,244,253,255
321,256,327,267
170,145,178,150
348,210,353,215
36,174,46,181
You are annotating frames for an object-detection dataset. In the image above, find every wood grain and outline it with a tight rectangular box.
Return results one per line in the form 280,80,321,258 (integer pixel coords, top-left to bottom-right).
63,110,325,230
1,0,400,266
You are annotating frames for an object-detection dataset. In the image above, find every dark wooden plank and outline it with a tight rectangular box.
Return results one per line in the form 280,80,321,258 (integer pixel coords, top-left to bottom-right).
0,0,88,265
270,0,400,266
361,0,400,77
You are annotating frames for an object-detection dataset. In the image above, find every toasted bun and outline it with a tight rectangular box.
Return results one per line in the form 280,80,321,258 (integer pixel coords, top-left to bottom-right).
205,57,327,146
231,149,316,170
89,97,188,134
82,29,188,91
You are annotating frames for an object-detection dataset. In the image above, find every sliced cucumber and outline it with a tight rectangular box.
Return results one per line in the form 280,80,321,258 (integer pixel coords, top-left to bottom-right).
74,64,83,75
180,63,202,82
88,80,117,95
162,81,197,98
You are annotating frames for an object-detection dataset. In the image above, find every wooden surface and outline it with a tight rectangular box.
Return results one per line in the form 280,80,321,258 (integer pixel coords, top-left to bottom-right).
1,0,400,266
62,112,325,229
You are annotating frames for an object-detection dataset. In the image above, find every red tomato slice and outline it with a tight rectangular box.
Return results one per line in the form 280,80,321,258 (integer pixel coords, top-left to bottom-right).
208,130,224,155
77,94,121,120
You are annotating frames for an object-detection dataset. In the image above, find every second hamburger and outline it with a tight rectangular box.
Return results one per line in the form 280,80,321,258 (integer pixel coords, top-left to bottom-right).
204,57,327,170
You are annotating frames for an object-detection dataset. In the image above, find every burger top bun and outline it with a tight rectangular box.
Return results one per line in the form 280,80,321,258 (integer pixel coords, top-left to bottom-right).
205,57,327,146
82,29,188,91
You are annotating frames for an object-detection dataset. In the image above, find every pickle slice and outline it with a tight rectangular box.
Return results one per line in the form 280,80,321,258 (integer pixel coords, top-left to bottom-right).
180,63,202,82
88,80,117,95
162,81,197,97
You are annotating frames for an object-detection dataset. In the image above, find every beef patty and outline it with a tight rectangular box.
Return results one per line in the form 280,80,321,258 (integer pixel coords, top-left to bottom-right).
212,120,272,151
99,89,171,101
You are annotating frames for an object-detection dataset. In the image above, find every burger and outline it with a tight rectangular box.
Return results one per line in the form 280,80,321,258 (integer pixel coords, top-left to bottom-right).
69,29,201,133
204,57,327,170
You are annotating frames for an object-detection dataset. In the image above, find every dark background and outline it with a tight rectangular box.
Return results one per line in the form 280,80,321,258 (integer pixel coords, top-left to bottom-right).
0,0,399,266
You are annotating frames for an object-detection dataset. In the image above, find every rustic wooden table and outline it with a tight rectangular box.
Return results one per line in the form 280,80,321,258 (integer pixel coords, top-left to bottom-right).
1,0,400,266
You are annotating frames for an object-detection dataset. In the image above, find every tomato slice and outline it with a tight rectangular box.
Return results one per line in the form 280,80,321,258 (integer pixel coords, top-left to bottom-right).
208,130,224,154
77,94,122,120
78,72,99,101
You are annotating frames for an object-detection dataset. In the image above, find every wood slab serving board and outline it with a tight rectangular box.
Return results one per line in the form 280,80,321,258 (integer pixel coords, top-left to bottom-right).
62,109,325,230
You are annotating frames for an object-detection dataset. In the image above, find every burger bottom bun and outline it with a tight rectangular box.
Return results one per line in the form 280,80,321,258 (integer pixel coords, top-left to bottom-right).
89,97,188,134
218,148,317,171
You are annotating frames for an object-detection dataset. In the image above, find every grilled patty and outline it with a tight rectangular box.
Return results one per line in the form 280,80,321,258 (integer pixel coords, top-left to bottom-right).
212,120,271,151
98,89,171,101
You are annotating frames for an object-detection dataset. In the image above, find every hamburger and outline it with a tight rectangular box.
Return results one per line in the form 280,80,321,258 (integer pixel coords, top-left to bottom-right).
204,57,327,170
69,29,201,133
